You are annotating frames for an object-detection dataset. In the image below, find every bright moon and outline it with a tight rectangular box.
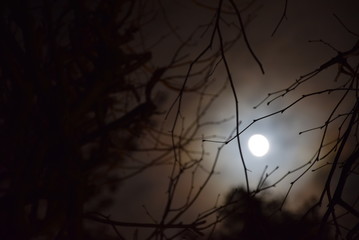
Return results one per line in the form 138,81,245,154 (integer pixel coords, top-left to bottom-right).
248,134,270,157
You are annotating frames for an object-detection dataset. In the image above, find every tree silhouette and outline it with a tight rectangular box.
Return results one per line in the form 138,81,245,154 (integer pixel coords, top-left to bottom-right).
0,0,170,238
211,188,332,240
0,0,358,239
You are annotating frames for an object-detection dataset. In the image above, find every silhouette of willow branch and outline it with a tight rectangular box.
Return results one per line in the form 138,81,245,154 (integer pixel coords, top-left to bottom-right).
333,13,359,38
228,0,265,74
203,41,359,145
166,0,263,201
2,0,358,239
1,0,250,239
155,5,261,237
202,36,359,237
217,16,250,193
319,103,359,235
84,212,206,231
271,0,288,36
154,7,358,238
271,47,358,238
162,4,358,239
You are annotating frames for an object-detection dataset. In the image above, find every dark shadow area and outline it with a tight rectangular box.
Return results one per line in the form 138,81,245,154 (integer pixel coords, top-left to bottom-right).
0,0,160,238
211,188,332,240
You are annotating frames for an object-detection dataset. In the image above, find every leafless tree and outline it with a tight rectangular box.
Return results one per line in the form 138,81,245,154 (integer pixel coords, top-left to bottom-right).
0,0,358,239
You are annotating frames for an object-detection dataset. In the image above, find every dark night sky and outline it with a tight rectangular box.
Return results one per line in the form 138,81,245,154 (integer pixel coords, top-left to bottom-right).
86,0,359,237
2,0,359,239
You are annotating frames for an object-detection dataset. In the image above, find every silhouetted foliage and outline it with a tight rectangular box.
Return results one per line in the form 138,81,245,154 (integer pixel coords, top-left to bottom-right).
213,188,332,240
1,0,358,239
0,0,162,238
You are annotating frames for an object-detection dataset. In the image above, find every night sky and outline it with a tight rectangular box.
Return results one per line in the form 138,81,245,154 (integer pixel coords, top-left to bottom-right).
1,0,359,239
111,0,359,237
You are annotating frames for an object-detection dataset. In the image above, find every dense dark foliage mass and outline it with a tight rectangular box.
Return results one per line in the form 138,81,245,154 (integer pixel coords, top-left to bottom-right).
212,188,331,240
0,0,162,238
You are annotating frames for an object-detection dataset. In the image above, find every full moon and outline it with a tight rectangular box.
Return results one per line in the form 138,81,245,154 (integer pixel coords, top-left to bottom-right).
248,134,270,157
